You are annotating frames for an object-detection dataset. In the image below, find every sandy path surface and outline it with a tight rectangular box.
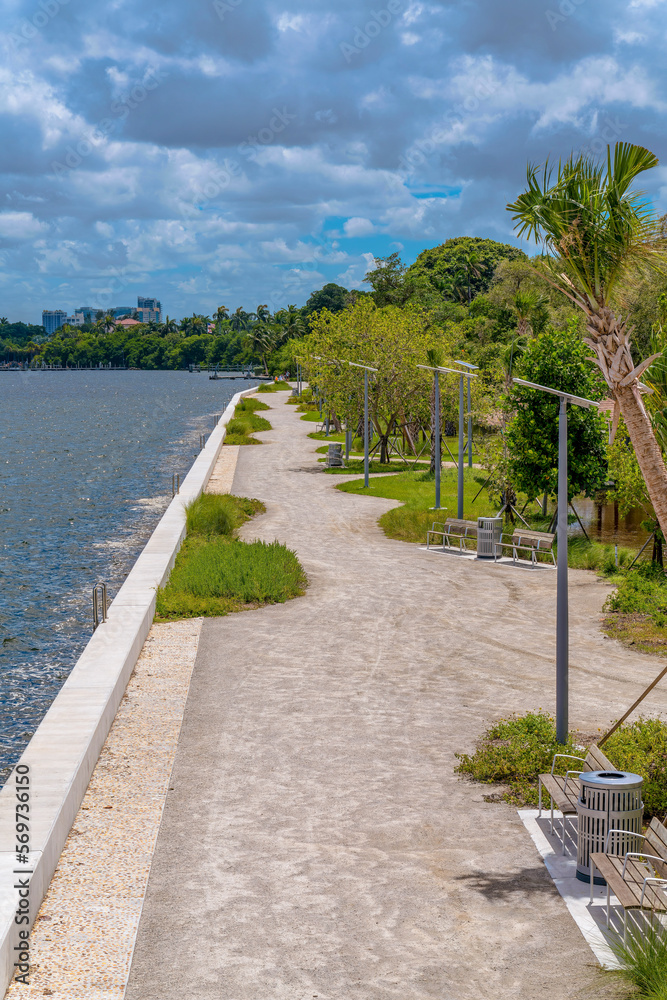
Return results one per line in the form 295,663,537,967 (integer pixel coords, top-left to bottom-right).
125,394,665,1000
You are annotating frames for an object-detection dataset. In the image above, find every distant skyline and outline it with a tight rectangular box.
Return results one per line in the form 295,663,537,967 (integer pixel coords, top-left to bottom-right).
2,0,667,323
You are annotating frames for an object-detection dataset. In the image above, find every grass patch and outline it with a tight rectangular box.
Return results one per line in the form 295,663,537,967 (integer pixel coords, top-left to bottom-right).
454,711,667,821
257,380,291,392
336,467,494,541
223,397,272,446
300,410,323,422
156,493,306,621
602,561,667,656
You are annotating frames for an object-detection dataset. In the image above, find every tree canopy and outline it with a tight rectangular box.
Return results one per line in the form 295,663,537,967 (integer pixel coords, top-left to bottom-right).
406,237,527,300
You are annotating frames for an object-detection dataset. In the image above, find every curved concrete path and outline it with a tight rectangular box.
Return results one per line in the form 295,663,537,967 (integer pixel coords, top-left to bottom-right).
126,394,666,1000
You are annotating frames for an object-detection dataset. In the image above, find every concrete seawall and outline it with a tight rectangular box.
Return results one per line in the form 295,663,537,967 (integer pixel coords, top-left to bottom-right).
0,386,257,995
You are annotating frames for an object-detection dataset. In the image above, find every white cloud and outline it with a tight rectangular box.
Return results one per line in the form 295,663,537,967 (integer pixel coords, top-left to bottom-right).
0,212,48,239
343,217,375,237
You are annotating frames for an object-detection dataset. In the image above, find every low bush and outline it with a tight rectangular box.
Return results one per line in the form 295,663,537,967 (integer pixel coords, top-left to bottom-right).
603,717,667,821
455,712,576,806
455,711,667,820
604,562,667,623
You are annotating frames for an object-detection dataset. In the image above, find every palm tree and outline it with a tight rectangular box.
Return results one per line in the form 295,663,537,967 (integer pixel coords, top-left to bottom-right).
511,291,548,339
159,316,179,337
230,307,250,332
96,312,117,334
508,142,667,538
214,305,229,325
461,252,481,304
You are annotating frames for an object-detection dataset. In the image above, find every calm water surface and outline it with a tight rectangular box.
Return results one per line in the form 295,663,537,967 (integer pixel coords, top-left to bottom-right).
0,370,251,780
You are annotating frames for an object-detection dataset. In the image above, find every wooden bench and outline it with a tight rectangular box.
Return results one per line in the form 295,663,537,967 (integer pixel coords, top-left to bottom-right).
426,518,478,554
590,817,667,939
500,528,556,566
538,744,615,854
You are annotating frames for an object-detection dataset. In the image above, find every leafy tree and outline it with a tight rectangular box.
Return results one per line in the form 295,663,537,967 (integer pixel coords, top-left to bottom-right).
304,283,349,314
508,142,667,540
506,325,607,503
406,237,527,299
305,299,442,463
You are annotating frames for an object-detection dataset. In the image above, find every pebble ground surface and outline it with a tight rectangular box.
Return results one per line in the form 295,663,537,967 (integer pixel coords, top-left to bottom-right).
124,394,667,1000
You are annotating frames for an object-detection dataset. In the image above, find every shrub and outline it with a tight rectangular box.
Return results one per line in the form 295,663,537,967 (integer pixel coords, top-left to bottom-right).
455,712,576,806
604,562,667,623
603,717,667,821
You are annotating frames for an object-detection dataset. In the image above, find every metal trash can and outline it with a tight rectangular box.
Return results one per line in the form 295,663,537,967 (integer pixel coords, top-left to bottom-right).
476,516,502,560
326,443,344,467
576,770,643,883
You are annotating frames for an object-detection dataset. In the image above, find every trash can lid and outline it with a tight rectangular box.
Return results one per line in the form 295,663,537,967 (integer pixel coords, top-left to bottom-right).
580,770,643,788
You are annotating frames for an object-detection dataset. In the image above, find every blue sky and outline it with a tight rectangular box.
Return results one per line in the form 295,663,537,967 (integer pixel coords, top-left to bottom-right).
2,0,667,323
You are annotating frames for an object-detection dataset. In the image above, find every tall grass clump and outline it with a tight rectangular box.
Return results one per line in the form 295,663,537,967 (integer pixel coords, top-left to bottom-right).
156,492,306,621
185,493,261,537
608,924,667,998
566,536,634,573
223,400,272,445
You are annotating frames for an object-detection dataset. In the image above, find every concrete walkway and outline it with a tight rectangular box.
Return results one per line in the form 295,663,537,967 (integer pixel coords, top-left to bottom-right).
126,394,666,1000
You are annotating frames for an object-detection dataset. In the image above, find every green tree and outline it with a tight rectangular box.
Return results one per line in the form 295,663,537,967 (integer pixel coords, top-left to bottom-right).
406,237,527,299
304,283,349,314
507,141,667,540
506,325,607,503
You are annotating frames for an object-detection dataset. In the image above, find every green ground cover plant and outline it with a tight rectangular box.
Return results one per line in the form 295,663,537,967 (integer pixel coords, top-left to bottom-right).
224,396,272,446
455,711,667,820
156,493,306,620
257,380,291,392
602,562,667,656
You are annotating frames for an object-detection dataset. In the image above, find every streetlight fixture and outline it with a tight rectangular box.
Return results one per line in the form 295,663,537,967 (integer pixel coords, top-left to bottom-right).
454,360,479,468
436,365,479,518
513,377,601,744
417,364,445,509
348,361,378,487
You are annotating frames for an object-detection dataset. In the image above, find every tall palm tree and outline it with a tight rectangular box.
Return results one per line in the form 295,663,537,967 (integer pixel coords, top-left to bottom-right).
96,312,117,334
508,142,667,538
215,305,229,325
461,252,481,304
230,307,250,332
159,316,179,337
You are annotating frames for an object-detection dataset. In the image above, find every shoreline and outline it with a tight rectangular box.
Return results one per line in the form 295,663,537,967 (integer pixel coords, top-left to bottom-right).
0,386,257,997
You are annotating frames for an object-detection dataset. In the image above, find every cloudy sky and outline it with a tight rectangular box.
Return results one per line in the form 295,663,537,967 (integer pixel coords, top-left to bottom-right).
2,0,666,323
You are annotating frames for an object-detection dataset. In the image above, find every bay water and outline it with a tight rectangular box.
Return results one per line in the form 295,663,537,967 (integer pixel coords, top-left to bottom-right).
0,370,250,781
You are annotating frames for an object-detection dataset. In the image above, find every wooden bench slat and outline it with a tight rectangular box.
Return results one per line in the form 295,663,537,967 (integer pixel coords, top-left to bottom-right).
586,745,615,771
591,853,667,911
539,774,579,813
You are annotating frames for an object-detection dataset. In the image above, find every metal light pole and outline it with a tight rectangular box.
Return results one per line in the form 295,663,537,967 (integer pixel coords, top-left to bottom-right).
417,364,443,509
349,361,378,488
458,372,464,518
513,378,600,744
455,360,479,468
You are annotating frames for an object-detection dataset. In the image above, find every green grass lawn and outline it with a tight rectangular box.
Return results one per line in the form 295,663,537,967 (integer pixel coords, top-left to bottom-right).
336,467,491,542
